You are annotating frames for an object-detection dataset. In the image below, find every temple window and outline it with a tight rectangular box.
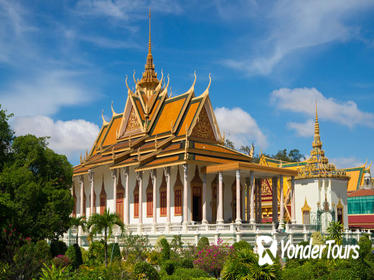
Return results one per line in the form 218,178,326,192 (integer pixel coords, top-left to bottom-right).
160,174,167,217
116,173,125,222
146,179,153,217
100,178,106,215
134,182,139,218
174,168,183,216
302,198,311,224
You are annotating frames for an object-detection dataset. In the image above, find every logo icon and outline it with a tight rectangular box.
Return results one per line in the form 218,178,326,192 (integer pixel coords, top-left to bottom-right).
256,236,278,265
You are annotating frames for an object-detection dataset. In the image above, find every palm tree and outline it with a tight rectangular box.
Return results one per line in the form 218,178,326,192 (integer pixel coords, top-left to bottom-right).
87,209,124,266
327,221,343,244
70,216,86,244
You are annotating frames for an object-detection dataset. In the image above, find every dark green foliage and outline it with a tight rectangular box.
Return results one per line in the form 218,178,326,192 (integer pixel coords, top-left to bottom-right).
87,240,105,266
359,235,372,259
134,261,160,280
160,238,171,261
0,130,73,262
0,105,14,171
197,237,210,251
173,267,210,279
108,242,122,262
11,240,51,279
50,239,68,257
232,240,252,252
180,257,194,268
66,244,83,269
163,260,175,275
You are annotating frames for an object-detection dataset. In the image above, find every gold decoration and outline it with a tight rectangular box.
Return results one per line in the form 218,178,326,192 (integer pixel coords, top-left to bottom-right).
297,104,348,179
191,107,216,141
125,108,141,133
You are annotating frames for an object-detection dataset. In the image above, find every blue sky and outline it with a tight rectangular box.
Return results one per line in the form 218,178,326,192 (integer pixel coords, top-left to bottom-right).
1,0,374,169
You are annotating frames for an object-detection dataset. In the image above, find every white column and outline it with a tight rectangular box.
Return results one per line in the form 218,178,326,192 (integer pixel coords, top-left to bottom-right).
280,175,284,227
249,171,255,224
112,169,117,214
202,171,208,224
183,164,189,229
137,172,143,231
217,172,224,224
291,176,296,224
124,168,129,225
236,170,241,224
89,170,94,217
79,175,84,217
166,167,171,227
152,170,157,231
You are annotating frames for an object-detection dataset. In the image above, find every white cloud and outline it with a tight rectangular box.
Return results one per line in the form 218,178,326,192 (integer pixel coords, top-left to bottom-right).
75,0,183,20
214,107,267,149
330,157,364,169
13,116,100,163
222,0,374,75
287,119,314,137
271,87,374,129
0,70,96,117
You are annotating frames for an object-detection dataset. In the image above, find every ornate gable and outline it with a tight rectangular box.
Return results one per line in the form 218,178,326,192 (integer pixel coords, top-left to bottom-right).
190,107,216,141
125,107,142,135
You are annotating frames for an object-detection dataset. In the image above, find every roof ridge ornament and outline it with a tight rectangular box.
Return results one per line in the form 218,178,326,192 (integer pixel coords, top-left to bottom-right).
202,73,211,96
125,75,134,95
101,110,109,125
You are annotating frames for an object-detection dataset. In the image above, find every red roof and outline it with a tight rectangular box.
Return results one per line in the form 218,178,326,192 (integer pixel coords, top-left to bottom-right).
348,189,374,197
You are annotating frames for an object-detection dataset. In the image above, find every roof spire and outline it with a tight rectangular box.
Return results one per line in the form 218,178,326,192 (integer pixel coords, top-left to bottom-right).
138,8,159,89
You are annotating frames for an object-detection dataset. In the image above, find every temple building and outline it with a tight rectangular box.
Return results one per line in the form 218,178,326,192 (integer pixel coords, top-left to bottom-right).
260,107,373,230
71,15,301,245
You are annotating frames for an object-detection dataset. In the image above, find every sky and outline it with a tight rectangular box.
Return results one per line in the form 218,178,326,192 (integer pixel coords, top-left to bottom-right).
1,0,374,169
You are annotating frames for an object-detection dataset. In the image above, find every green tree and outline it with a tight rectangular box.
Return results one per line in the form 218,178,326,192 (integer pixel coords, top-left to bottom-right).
225,138,235,149
0,105,14,171
0,135,73,242
87,209,124,267
70,216,86,244
327,221,343,244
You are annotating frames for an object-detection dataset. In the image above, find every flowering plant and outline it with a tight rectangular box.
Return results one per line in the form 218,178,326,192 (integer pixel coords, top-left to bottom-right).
193,238,234,277
52,254,70,268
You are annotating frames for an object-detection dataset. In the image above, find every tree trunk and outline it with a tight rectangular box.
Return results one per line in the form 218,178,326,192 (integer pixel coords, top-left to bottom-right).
104,228,108,267
76,226,79,245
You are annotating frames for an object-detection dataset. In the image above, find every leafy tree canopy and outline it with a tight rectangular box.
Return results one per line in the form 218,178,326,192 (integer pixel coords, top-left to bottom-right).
0,105,73,258
223,137,304,163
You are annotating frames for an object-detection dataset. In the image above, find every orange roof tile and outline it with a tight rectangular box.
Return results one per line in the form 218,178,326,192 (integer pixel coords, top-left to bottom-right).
177,100,201,136
151,96,187,135
102,116,122,147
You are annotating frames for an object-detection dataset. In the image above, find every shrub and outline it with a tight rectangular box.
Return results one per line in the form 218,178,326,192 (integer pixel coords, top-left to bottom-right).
232,240,252,252
12,240,51,279
39,263,70,280
52,254,70,268
66,244,83,269
197,237,209,251
121,234,149,262
134,261,160,280
170,235,184,252
163,260,175,275
50,240,68,257
180,257,194,268
87,240,105,266
160,238,171,261
358,235,372,259
108,243,122,262
221,248,257,280
311,232,324,245
174,267,210,279
193,238,234,278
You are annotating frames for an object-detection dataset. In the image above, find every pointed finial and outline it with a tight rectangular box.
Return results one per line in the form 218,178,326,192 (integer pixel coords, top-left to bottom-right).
101,110,109,125
315,101,320,136
111,101,117,116
148,8,152,54
202,73,212,96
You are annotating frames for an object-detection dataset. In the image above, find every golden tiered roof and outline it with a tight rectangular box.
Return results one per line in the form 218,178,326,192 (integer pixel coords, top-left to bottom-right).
73,13,252,176
297,104,348,179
